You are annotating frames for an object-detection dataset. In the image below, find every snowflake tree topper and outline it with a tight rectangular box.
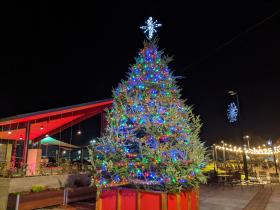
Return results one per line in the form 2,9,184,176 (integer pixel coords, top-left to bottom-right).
227,102,238,123
140,17,162,40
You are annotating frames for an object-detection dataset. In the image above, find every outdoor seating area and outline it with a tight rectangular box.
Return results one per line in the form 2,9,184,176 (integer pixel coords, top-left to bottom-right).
0,144,92,178
206,140,280,193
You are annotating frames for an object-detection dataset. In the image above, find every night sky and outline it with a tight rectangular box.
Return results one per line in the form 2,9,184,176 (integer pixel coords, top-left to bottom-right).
2,1,280,146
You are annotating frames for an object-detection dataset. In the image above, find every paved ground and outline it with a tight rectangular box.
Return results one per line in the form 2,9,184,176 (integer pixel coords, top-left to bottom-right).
45,184,280,210
243,187,272,210
200,184,280,210
200,184,260,210
265,185,280,210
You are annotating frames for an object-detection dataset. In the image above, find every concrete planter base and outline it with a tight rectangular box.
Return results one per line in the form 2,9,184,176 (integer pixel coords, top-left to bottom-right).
7,189,64,210
0,174,90,210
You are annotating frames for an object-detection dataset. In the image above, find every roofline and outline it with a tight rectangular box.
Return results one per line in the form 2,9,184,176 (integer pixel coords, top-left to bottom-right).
0,98,113,122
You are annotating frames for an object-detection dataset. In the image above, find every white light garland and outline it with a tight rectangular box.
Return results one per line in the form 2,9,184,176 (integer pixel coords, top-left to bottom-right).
214,144,280,155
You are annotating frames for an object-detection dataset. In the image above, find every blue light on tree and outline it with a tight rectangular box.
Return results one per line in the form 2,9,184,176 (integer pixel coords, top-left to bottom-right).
90,21,207,191
140,17,162,40
227,102,238,123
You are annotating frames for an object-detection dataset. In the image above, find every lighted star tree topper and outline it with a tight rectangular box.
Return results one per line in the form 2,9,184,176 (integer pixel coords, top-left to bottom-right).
89,17,207,193
140,17,162,40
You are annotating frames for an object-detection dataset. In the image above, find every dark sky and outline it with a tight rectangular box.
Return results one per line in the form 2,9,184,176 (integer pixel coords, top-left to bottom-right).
2,1,280,146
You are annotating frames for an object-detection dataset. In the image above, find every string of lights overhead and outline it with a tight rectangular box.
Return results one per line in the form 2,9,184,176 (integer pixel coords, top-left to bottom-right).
214,143,280,155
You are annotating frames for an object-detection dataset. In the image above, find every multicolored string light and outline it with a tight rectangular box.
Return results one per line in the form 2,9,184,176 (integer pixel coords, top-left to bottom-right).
90,19,206,193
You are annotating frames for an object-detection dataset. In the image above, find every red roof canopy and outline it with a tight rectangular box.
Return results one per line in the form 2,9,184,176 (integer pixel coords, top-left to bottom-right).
0,99,113,142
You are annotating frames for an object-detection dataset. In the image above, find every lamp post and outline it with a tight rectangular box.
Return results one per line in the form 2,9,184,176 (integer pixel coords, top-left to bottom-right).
211,145,217,173
244,135,250,148
221,140,226,162
228,90,249,181
268,139,278,175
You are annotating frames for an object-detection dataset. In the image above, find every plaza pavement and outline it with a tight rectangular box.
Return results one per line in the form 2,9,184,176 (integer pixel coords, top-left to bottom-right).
46,184,280,210
200,184,259,210
265,185,280,210
200,184,280,210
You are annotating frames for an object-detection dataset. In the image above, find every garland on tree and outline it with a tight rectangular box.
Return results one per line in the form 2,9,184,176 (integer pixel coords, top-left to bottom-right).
89,18,207,193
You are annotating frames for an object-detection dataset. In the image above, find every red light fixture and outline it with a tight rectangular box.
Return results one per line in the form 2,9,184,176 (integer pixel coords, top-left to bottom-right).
40,126,44,130
8,131,12,135
45,134,49,137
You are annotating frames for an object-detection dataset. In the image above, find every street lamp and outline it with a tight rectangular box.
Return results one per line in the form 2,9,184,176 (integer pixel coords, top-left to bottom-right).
228,90,236,96
267,139,278,175
228,90,249,181
221,140,226,162
211,145,217,173
243,135,250,148
267,140,272,146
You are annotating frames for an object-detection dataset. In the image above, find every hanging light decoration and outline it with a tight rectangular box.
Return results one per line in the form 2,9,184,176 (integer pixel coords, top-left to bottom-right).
45,118,50,138
214,142,280,155
227,102,238,123
77,124,82,135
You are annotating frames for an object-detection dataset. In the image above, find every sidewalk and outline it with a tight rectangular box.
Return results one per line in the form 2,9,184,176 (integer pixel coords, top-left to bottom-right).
200,184,280,210
265,185,280,210
244,186,272,210
45,184,280,210
200,184,260,210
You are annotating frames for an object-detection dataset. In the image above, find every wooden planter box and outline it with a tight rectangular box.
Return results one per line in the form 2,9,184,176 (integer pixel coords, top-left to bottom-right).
0,174,91,210
7,189,64,210
65,186,96,204
96,188,199,210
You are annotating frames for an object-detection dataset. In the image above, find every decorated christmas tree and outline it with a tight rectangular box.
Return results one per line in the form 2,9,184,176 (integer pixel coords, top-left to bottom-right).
90,17,207,193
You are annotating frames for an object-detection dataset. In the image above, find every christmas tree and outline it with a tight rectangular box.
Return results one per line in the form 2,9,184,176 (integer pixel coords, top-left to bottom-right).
90,17,207,193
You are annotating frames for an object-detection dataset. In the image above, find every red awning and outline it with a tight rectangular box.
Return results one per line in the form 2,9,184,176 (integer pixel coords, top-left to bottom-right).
0,99,113,142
